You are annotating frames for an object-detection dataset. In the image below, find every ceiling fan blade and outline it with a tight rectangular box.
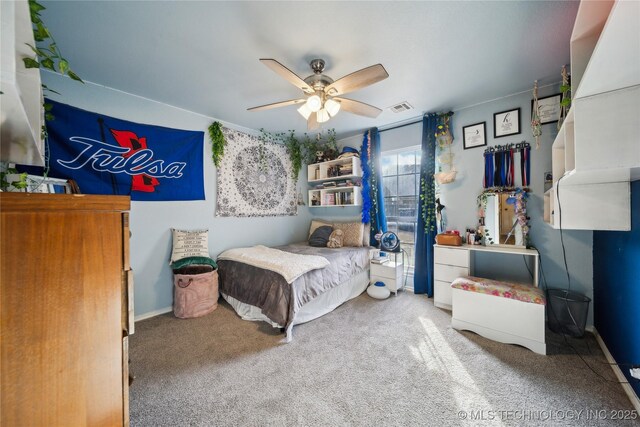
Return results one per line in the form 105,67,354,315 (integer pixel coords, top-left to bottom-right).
307,113,319,131
333,97,382,118
260,59,315,94
325,64,389,96
247,98,306,112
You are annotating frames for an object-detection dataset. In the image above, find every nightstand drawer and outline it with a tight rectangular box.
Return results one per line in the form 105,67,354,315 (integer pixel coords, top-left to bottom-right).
371,275,402,292
434,246,469,267
370,262,402,280
434,264,468,283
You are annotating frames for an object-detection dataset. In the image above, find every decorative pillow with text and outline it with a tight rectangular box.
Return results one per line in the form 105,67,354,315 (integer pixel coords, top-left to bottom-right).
170,229,210,263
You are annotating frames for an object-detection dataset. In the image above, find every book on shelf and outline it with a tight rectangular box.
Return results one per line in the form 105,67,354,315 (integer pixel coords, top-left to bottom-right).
335,191,353,206
371,257,389,264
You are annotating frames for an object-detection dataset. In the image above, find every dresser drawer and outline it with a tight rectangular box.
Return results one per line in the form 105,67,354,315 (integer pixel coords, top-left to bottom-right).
370,262,401,280
434,264,469,283
434,246,469,267
434,280,453,310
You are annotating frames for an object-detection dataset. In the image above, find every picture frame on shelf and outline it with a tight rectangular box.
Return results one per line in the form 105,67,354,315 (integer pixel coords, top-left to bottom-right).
463,122,487,150
493,108,521,138
531,93,561,125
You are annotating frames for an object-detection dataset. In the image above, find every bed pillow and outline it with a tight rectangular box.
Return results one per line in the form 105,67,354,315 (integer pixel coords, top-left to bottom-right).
170,229,210,263
363,223,371,247
332,222,364,247
309,219,332,238
327,229,344,248
309,225,333,247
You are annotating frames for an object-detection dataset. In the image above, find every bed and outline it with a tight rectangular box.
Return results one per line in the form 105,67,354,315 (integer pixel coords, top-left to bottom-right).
217,242,372,341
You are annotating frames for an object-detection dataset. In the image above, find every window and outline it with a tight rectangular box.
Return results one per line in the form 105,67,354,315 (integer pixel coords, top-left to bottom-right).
381,147,421,274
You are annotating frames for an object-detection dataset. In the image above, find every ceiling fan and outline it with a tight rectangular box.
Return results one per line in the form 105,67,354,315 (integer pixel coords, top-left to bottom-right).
248,58,389,130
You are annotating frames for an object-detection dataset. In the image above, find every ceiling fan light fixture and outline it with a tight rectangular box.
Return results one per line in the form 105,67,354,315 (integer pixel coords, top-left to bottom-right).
316,108,330,123
297,103,312,120
306,95,322,112
325,98,341,117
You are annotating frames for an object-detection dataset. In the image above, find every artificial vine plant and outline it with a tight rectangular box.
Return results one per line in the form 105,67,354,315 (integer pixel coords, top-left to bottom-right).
208,122,226,168
24,0,84,99
259,128,338,182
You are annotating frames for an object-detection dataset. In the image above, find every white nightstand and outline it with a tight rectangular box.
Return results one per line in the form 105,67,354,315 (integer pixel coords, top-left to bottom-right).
370,254,404,295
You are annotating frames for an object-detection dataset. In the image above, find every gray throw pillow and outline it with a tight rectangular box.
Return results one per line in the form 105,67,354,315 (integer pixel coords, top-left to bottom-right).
309,225,333,247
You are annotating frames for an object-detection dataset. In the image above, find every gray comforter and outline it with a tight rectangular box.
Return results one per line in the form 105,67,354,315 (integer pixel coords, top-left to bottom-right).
217,243,370,330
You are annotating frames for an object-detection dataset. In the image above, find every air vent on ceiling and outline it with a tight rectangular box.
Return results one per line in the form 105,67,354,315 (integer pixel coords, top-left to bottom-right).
389,102,413,113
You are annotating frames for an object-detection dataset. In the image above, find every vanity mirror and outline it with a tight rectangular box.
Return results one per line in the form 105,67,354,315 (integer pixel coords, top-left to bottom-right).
477,189,529,248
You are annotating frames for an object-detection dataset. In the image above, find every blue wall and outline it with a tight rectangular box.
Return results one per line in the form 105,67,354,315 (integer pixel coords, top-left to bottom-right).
593,180,640,396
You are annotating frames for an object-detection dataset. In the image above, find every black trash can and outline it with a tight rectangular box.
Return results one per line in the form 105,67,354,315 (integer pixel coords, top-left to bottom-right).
547,289,591,337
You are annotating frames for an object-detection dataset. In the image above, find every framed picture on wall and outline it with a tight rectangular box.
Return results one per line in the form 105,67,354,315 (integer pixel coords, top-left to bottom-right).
463,122,487,150
531,93,561,125
493,108,521,138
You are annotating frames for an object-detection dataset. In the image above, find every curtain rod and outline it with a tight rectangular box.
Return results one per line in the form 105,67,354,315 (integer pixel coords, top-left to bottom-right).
378,118,422,133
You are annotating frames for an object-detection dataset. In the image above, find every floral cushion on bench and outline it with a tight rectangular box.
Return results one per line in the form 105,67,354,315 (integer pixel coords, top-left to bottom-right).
451,276,546,306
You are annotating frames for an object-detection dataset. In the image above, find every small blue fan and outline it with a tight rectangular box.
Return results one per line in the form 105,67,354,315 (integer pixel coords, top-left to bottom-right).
379,231,400,253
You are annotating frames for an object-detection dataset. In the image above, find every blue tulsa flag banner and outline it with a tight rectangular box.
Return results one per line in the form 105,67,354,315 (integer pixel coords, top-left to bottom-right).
45,100,204,201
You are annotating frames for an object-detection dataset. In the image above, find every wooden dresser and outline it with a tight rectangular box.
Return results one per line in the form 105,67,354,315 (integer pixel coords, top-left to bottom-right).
1,193,132,427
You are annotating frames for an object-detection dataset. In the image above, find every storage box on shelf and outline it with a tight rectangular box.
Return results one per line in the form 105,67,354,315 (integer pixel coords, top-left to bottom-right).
544,0,639,231
308,156,363,208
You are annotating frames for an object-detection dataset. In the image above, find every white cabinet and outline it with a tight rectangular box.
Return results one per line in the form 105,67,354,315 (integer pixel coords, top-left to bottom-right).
433,246,470,310
0,0,44,166
433,244,539,310
308,156,363,208
544,0,639,231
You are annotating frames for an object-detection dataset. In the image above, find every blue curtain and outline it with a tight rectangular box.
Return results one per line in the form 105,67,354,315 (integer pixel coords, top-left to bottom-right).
360,128,387,243
414,114,438,296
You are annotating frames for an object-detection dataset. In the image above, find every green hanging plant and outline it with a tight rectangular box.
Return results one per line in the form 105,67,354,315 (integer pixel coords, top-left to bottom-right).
0,166,28,191
24,0,84,91
284,130,302,181
208,122,226,167
260,129,303,181
301,129,339,164
420,176,437,233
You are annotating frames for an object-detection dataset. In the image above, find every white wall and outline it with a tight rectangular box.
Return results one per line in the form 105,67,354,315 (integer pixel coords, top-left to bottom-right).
42,72,313,319
338,85,595,326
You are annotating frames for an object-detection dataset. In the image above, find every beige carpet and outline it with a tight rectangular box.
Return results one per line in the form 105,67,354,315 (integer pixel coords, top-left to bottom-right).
130,293,636,426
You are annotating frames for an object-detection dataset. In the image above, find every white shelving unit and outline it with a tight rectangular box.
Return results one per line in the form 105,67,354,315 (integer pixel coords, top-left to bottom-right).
544,0,639,231
308,186,362,208
0,0,45,166
308,156,363,208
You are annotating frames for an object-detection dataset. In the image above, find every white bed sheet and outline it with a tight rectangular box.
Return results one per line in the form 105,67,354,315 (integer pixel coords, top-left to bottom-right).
221,269,370,329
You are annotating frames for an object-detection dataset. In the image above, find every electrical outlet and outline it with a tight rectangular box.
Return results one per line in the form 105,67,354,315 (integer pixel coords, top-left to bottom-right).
630,368,640,380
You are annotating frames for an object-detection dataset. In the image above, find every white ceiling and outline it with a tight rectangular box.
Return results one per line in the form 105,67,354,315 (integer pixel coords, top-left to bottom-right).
39,0,579,138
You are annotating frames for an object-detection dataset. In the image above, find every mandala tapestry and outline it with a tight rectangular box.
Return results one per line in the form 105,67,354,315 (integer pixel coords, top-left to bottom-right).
216,128,297,217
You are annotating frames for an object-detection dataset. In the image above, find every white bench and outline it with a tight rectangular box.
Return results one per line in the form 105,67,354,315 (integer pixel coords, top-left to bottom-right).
451,276,546,355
